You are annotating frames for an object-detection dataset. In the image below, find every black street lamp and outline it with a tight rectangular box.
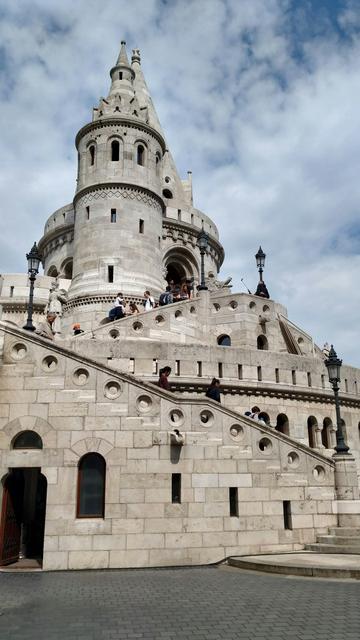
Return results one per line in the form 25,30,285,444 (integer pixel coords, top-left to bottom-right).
325,345,350,455
197,230,209,291
255,246,266,282
23,242,41,331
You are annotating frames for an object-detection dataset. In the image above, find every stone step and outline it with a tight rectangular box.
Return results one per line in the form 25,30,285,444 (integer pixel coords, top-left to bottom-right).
316,535,360,546
329,527,360,537
305,543,360,554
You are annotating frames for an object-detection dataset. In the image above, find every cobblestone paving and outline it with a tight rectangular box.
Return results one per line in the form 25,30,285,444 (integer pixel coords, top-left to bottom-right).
0,565,359,639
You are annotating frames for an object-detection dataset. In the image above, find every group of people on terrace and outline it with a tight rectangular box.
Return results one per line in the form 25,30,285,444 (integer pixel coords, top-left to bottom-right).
108,280,194,321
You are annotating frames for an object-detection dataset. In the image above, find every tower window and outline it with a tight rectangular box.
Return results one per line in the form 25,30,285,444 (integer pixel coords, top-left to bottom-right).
162,189,173,199
172,474,181,504
257,366,262,381
153,359,158,375
238,364,243,380
197,361,202,377
108,266,114,283
229,487,239,517
283,501,292,530
321,374,325,389
139,219,144,234
178,209,181,221
275,368,279,383
175,360,180,376
86,206,90,220
119,72,123,80
111,140,120,161
89,145,95,166
111,209,117,223
77,453,106,518
218,362,223,378
292,370,296,385
10,286,14,298
307,372,312,387
137,144,145,166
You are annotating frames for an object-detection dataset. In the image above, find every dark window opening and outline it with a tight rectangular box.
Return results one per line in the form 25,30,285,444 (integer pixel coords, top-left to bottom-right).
139,219,144,234
137,144,145,166
77,453,106,518
111,209,117,223
162,189,173,199
175,360,180,376
257,335,268,350
345,378,348,393
10,286,14,298
86,206,90,220
321,418,331,448
108,265,114,283
321,374,325,389
197,361,202,377
283,500,292,530
292,370,296,385
119,72,123,80
275,368,279,383
229,487,239,517
307,417,317,448
276,413,289,436
257,366,262,382
12,430,43,449
218,362,223,378
153,359,158,375
172,474,181,504
238,364,243,380
217,335,231,346
307,372,312,387
89,145,95,166
111,140,120,161
177,209,181,221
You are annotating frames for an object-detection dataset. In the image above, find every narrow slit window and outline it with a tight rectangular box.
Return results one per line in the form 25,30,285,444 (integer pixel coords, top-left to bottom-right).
108,265,114,283
89,145,95,166
275,368,279,383
355,380,358,394
10,286,14,298
153,359,158,375
218,362,223,378
257,366,262,382
229,487,238,517
238,364,243,380
129,358,135,374
111,209,117,223
172,474,181,504
321,374,325,389
345,378,348,393
175,360,180,376
86,206,90,220
111,140,120,161
283,500,292,530
197,361,202,377
137,144,145,166
139,219,144,234
119,72,123,80
177,209,181,221
191,214,194,225
307,372,312,387
292,370,296,385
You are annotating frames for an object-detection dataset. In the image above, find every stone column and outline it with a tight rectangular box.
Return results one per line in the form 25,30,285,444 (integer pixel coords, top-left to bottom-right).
334,453,360,527
314,426,323,448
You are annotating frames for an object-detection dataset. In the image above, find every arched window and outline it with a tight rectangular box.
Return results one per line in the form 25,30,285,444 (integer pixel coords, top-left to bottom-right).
77,453,106,518
276,414,289,436
12,431,43,449
259,412,270,426
111,140,120,161
307,416,317,448
137,144,145,166
217,335,231,346
47,265,58,277
63,260,73,279
89,145,96,166
321,418,332,449
257,335,268,350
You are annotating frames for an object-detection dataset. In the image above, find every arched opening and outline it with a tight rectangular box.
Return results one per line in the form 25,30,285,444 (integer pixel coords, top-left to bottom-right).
111,140,120,161
12,431,43,450
217,335,231,346
137,144,145,166
321,418,332,449
77,453,106,518
47,265,58,278
62,259,73,280
257,335,268,350
307,416,317,448
259,412,270,426
0,469,47,567
276,413,289,436
164,248,199,290
162,188,173,199
89,144,95,166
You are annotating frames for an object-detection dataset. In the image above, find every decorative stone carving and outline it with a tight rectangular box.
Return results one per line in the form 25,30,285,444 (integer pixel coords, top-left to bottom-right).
46,278,68,334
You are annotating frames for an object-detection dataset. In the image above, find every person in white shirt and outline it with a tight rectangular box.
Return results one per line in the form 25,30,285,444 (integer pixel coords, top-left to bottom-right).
143,290,155,311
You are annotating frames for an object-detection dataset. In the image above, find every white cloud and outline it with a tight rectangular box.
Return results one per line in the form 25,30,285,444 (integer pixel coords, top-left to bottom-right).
0,0,360,364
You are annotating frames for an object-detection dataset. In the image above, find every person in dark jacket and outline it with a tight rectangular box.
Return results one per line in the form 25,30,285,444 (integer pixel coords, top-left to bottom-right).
205,378,221,403
158,366,172,391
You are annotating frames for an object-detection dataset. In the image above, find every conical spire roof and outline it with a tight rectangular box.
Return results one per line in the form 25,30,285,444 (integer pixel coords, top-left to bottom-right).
116,40,131,67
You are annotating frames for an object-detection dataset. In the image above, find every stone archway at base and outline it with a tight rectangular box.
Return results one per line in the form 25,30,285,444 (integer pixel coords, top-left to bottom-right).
0,469,47,567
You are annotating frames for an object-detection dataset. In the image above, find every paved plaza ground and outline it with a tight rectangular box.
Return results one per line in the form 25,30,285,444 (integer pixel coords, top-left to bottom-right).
0,565,359,640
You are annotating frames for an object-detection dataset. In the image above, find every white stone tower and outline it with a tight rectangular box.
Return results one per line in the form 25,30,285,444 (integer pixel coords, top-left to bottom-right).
69,42,166,305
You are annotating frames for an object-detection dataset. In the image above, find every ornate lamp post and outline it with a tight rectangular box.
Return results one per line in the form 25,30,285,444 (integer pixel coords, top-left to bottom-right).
23,242,41,331
196,230,209,291
325,345,350,455
255,246,266,282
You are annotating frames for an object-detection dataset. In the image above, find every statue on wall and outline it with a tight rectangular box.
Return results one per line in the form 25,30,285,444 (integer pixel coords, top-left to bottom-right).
45,278,68,335
206,272,232,291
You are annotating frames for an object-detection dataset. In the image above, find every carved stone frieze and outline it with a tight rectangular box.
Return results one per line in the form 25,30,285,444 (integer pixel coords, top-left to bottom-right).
76,185,163,213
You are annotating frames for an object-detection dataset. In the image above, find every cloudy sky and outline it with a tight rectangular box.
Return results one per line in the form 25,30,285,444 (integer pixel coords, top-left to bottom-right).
1,0,360,364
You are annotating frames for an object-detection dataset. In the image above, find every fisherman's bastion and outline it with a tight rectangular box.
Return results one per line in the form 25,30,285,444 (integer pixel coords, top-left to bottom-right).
0,42,359,571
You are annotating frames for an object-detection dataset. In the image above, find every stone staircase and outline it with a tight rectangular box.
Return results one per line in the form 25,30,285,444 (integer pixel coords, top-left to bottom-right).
305,528,360,554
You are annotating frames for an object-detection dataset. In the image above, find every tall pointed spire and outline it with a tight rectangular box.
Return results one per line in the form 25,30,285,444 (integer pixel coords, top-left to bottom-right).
108,40,135,100
117,40,130,66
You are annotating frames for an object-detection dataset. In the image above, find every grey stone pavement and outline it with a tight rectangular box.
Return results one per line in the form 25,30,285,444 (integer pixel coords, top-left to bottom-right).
0,565,359,640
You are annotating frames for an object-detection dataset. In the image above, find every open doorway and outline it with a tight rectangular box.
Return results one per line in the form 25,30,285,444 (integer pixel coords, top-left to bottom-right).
0,468,47,567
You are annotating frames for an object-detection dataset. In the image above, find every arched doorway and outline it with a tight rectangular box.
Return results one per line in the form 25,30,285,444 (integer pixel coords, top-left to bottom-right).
163,247,199,288
0,469,47,566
